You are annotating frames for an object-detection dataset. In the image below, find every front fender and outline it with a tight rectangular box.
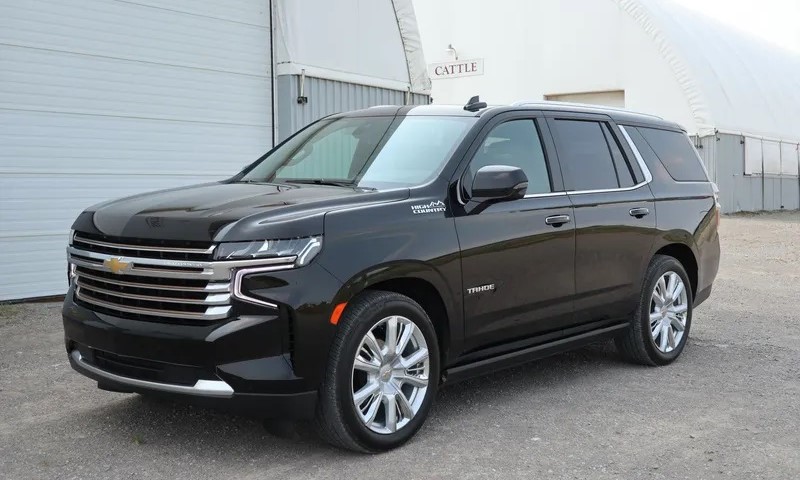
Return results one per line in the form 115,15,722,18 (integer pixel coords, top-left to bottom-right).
317,195,464,360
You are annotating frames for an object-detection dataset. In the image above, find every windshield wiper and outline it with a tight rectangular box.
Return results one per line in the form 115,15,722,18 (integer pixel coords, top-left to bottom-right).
281,179,369,189
236,179,282,185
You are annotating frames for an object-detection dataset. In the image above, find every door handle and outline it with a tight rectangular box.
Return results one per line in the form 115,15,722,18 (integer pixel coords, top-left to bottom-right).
629,207,650,218
545,214,571,227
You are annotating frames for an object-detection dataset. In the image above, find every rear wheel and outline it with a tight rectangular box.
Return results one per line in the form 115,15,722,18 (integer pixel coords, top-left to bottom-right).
315,290,439,452
616,255,693,366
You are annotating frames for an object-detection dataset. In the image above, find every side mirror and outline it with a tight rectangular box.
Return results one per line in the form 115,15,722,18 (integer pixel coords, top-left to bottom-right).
471,165,528,202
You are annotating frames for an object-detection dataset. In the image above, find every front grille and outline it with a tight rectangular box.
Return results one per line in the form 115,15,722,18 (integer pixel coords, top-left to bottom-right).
68,232,296,323
70,233,231,322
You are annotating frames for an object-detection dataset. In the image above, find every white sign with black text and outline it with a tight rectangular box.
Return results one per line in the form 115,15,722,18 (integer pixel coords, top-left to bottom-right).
428,59,484,79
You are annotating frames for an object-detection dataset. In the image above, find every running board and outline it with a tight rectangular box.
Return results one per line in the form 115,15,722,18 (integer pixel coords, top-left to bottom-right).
442,323,629,384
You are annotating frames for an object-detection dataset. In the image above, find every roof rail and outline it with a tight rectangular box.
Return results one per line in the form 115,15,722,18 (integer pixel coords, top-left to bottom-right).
511,100,663,120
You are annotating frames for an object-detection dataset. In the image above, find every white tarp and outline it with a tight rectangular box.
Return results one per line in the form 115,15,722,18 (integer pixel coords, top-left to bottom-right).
617,0,800,143
391,0,431,94
273,0,430,93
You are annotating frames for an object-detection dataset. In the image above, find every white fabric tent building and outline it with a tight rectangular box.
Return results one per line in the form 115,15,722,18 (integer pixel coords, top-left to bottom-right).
273,0,430,140
413,0,800,213
0,0,429,300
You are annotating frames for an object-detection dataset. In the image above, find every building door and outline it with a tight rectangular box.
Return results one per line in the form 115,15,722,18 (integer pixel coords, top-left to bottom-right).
0,1,274,300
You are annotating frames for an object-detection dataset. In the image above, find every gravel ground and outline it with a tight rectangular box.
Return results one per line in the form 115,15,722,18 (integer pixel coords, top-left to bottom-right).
1,212,798,479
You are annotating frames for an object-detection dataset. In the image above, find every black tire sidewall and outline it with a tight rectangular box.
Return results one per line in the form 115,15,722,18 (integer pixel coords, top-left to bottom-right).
334,296,440,451
640,257,694,364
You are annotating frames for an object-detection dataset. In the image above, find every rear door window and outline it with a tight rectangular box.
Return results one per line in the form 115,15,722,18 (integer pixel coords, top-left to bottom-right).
635,127,708,181
550,119,622,191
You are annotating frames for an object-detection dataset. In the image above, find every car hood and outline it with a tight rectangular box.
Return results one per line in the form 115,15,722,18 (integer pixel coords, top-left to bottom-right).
72,182,409,242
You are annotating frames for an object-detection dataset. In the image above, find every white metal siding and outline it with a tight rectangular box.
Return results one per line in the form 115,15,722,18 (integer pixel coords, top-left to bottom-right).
0,0,273,300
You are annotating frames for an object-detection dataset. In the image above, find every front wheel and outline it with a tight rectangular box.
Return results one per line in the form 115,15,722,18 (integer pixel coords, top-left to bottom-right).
616,254,693,366
315,290,440,452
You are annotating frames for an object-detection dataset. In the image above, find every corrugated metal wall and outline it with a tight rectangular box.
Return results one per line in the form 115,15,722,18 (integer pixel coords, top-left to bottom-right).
694,133,800,213
0,0,273,300
276,75,430,141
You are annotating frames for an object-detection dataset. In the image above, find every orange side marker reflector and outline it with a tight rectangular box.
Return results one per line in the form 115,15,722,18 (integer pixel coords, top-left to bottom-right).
330,302,347,325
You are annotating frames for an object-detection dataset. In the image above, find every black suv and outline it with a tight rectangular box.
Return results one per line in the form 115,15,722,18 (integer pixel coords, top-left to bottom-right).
63,99,720,452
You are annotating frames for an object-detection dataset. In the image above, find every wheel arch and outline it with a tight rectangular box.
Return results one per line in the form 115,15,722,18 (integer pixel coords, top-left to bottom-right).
333,261,461,366
654,242,698,298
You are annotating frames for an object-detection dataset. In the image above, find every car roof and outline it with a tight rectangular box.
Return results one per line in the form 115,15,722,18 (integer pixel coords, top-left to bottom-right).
339,102,684,131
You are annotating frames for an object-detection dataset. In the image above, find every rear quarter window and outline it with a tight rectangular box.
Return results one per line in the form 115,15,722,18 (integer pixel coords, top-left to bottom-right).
635,127,708,182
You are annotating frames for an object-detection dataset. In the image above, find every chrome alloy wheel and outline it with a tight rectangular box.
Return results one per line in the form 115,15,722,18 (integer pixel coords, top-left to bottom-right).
650,271,688,353
351,315,430,434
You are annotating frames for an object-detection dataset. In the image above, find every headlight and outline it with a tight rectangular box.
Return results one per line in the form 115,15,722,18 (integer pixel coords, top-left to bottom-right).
215,236,322,266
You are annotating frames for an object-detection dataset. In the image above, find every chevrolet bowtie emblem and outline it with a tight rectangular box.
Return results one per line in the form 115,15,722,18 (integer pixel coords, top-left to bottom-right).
103,257,131,274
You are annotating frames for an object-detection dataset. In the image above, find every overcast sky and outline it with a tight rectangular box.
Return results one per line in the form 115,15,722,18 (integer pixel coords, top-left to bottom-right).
670,0,800,53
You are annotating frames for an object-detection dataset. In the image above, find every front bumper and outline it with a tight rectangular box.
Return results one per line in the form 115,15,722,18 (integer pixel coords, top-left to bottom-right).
67,348,316,418
69,349,235,397
62,261,343,418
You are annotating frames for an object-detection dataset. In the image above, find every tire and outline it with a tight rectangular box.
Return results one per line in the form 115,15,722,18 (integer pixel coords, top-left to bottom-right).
616,254,694,366
315,290,440,452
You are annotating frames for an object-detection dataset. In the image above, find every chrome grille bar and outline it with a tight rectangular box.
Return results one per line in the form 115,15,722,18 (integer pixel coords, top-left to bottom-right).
73,234,216,255
68,239,295,323
75,280,231,305
75,289,232,321
68,246,295,281
76,270,230,293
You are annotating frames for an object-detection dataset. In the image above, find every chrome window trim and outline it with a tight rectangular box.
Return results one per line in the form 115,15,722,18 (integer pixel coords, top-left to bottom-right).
70,350,234,398
567,182,650,196
524,191,567,198
619,125,654,183
455,178,466,205
73,234,216,255
231,264,295,309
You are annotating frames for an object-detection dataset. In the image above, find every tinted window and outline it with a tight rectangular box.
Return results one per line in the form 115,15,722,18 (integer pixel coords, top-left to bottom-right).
468,119,551,195
601,124,635,187
625,126,673,184
637,127,708,181
551,120,619,191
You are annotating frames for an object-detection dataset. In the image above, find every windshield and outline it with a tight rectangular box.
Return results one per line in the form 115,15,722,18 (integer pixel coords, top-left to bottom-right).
240,115,476,189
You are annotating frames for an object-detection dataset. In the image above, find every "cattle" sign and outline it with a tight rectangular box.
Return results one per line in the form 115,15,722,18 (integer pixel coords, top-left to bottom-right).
428,59,484,79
